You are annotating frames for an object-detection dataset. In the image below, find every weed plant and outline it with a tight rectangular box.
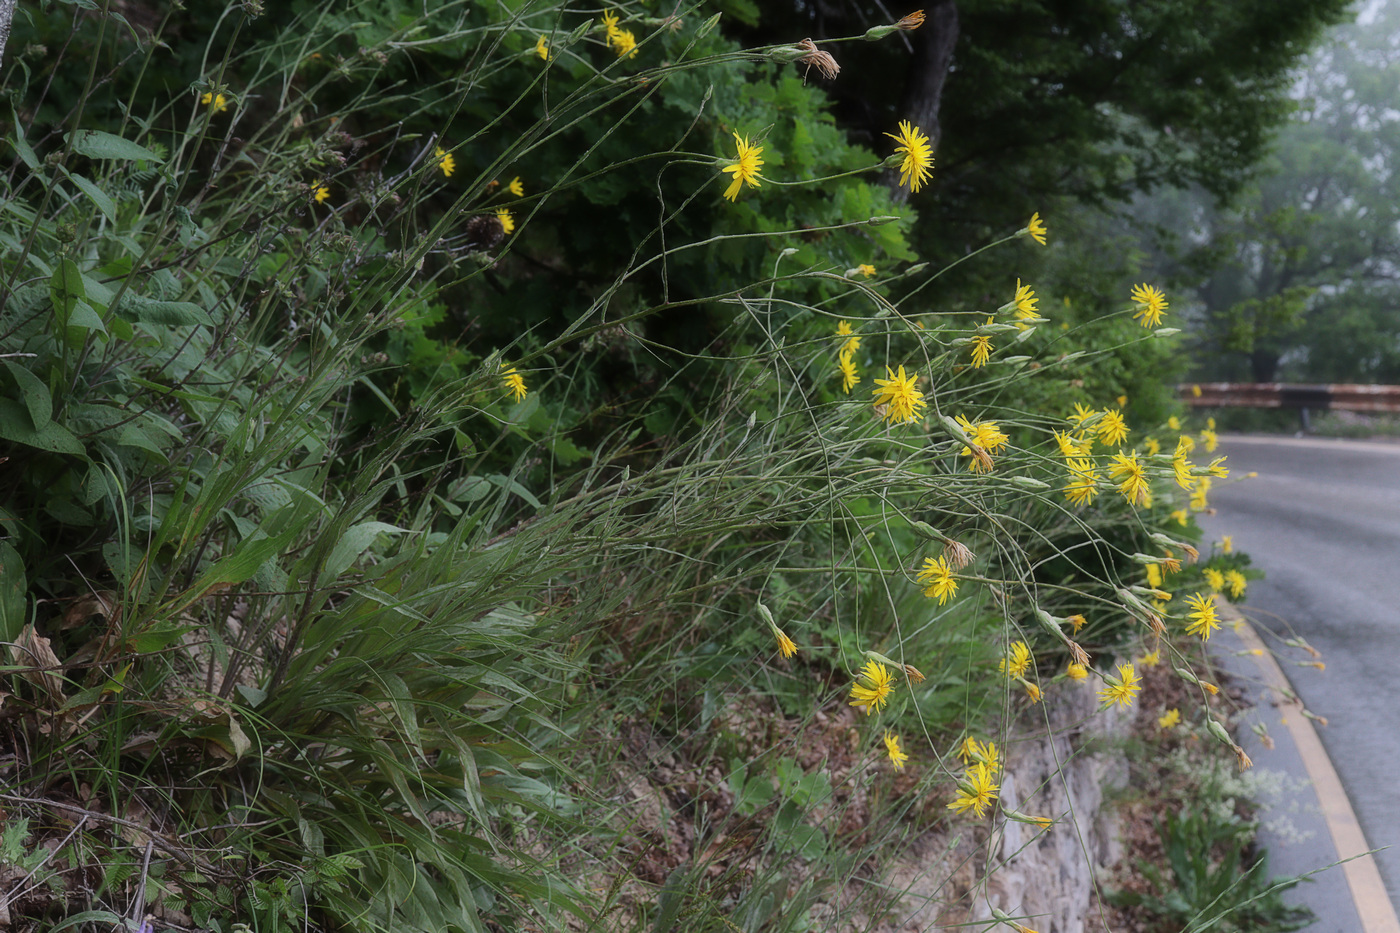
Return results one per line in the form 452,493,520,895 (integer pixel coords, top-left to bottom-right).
1,2,1256,931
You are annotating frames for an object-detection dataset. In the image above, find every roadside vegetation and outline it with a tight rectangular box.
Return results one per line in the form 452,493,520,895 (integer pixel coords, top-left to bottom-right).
0,1,1346,930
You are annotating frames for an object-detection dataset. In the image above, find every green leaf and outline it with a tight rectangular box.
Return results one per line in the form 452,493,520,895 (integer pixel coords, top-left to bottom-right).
67,300,107,336
49,258,85,328
0,543,28,642
125,295,213,326
116,424,169,461
61,169,117,222
486,474,541,509
324,521,408,579
8,108,39,170
4,362,52,430
67,129,164,163
0,399,84,454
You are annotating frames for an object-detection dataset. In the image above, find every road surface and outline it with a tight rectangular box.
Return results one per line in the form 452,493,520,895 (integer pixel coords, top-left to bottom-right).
1200,434,1400,922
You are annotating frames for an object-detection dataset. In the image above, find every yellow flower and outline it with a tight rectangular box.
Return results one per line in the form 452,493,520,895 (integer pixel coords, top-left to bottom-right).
1201,428,1219,453
872,365,927,425
883,731,909,770
970,332,993,369
1024,211,1047,246
1222,535,1233,553
971,739,1001,774
836,320,861,355
848,660,895,715
535,34,551,60
200,91,229,112
496,207,516,235
1158,708,1180,729
1190,476,1211,511
1096,408,1129,446
1068,403,1097,428
1185,592,1219,641
856,263,876,278
611,27,638,58
1192,384,1202,397
1068,614,1087,633
1224,570,1247,600
1000,640,1032,679
1144,436,1161,456
1137,648,1160,668
502,367,528,402
602,9,638,58
1171,509,1189,526
956,415,1008,472
957,735,979,763
1064,458,1099,506
1130,283,1168,328
310,180,331,203
947,762,999,818
916,555,958,605
1025,681,1042,703
837,352,860,394
1173,455,1196,490
1066,662,1088,681
1176,434,1196,455
1167,415,1181,430
435,146,456,178
885,119,934,193
1098,662,1141,708
1109,452,1149,506
775,628,797,658
508,176,525,196
1207,456,1229,478
1010,278,1039,323
1053,430,1082,458
1203,568,1225,592
722,131,764,201
1145,563,1162,589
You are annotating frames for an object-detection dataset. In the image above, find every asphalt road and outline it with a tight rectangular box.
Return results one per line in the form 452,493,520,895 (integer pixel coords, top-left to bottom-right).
1199,434,1400,918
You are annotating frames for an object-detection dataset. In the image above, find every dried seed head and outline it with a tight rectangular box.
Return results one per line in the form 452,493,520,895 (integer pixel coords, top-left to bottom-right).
1068,641,1089,667
942,539,975,570
903,664,926,684
795,38,840,81
896,10,926,29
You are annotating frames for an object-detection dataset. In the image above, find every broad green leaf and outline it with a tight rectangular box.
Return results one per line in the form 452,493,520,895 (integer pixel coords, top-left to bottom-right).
486,474,541,509
0,399,84,454
0,543,27,642
67,301,107,336
49,259,85,328
61,169,117,222
67,129,164,163
117,424,169,461
125,295,213,326
4,361,52,430
324,521,407,579
8,108,39,170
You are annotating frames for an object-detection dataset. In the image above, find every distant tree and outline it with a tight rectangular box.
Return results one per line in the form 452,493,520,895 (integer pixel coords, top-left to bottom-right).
739,0,1350,268
1169,2,1400,382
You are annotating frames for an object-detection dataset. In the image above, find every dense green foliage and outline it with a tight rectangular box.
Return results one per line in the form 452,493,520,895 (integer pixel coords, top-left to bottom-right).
0,1,1335,931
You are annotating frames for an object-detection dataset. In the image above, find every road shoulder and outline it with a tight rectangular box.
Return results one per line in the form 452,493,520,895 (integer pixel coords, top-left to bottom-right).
1214,596,1400,933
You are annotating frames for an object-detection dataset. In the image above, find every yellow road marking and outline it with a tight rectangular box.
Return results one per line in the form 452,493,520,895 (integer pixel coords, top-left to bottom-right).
1217,597,1400,933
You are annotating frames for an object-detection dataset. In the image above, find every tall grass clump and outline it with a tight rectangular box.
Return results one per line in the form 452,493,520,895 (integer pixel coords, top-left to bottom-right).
2,2,1254,931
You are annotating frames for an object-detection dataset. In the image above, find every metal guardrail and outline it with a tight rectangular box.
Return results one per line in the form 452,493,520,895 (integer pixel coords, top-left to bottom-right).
1180,383,1400,413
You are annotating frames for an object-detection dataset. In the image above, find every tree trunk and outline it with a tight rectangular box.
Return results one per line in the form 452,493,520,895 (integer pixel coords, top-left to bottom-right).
1250,349,1280,382
887,1,958,201
899,1,959,149
0,0,18,71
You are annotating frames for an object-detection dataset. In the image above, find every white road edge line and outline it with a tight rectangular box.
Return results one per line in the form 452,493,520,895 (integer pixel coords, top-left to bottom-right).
1216,596,1400,933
